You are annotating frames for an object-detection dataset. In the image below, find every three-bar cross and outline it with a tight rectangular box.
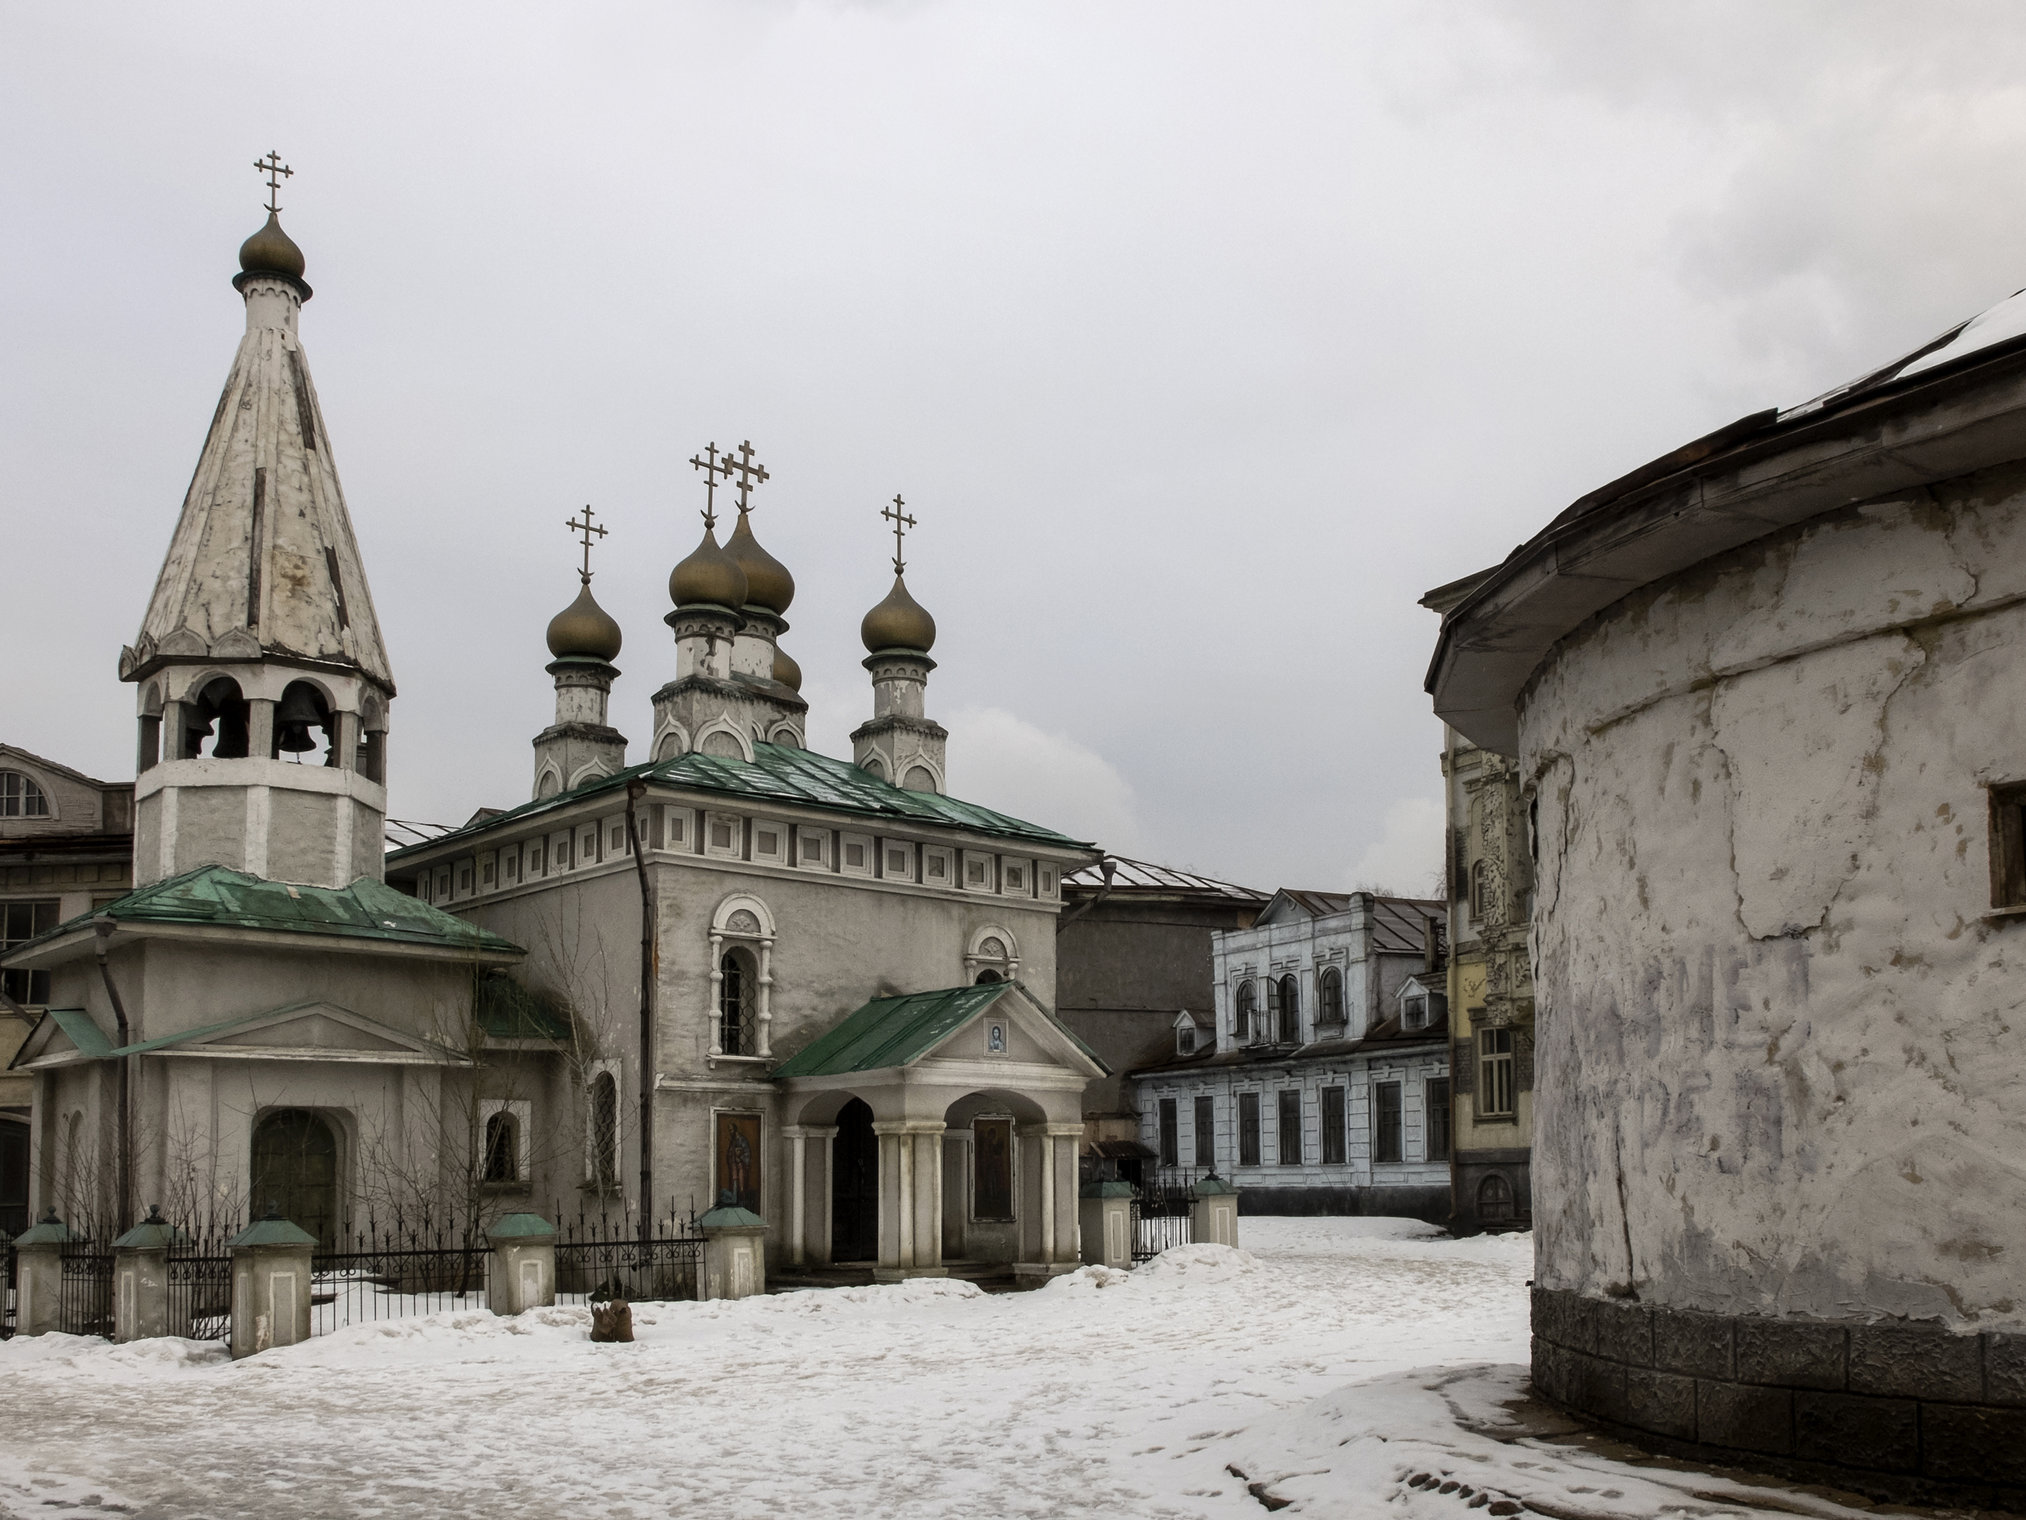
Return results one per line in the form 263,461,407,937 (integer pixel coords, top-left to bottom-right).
566,506,607,582
882,494,916,576
722,440,769,516
255,151,293,214
689,443,732,530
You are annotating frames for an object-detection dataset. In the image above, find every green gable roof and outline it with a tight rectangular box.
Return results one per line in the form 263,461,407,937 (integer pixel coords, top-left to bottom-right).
5,865,522,961
386,741,1091,864
772,983,1014,1079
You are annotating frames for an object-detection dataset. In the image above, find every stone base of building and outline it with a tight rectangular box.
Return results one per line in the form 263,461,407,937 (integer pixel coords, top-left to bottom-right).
1236,1184,1450,1226
1531,1287,2026,1509
1012,1261,1080,1284
872,1264,950,1283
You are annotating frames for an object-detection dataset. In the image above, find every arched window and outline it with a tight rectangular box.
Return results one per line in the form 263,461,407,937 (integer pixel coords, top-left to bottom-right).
0,771,50,818
719,947,757,1055
250,1108,340,1247
589,1071,618,1189
1278,975,1300,1043
1478,1171,1516,1225
1234,981,1255,1040
901,765,937,793
1469,859,1489,922
1318,967,1345,1026
483,1111,519,1183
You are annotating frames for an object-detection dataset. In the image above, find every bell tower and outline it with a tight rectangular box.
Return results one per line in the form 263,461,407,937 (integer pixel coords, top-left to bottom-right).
533,507,627,798
119,158,396,889
851,496,947,793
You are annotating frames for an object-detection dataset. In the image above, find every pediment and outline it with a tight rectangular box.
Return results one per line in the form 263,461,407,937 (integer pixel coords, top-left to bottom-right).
11,1009,109,1069
910,984,1106,1079
138,1001,460,1064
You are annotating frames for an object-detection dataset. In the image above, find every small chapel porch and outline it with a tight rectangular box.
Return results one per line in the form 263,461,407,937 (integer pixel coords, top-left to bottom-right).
771,982,1104,1284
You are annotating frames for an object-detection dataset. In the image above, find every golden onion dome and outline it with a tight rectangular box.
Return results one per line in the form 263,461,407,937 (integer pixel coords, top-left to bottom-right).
546,581,623,663
772,643,803,691
860,574,937,654
669,525,749,610
238,211,307,282
725,512,795,614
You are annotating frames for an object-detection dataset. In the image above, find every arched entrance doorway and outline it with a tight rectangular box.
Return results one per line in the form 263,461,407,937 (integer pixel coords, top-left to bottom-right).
251,1109,340,1246
830,1098,878,1262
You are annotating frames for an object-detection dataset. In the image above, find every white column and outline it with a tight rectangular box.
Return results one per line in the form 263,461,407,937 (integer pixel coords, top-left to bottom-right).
1039,1132,1056,1263
897,1130,915,1265
756,938,774,1059
785,1125,808,1266
912,1127,945,1269
706,931,725,1059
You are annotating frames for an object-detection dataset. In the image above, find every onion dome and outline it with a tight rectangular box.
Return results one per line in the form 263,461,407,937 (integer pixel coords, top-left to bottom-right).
772,644,803,691
546,581,623,662
725,512,795,614
860,574,937,654
670,525,749,610
238,211,307,282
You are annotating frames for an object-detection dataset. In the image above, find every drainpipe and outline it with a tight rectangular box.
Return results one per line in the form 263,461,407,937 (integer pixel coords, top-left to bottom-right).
92,917,134,1233
624,780,656,1243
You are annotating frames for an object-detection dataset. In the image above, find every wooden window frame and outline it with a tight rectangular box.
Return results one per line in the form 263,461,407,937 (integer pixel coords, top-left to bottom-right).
1990,782,2026,909
1319,1086,1347,1165
1373,1080,1403,1164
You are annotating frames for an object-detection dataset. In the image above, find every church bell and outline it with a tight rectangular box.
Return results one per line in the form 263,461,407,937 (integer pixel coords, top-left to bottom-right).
274,686,326,754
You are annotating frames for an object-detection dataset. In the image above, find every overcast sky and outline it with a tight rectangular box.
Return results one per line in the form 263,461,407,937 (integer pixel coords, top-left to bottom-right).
7,3,2026,893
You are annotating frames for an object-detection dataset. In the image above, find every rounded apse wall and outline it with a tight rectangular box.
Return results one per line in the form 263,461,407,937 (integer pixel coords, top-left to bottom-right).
1517,474,2026,1504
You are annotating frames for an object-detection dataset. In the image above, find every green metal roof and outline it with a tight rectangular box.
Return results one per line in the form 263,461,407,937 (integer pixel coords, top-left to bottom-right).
386,741,1091,864
474,971,573,1041
45,1007,111,1060
5,865,523,961
772,983,1015,1079
229,1216,318,1248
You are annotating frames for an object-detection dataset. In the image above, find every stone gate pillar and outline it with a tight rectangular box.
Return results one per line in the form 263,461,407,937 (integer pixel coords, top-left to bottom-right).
12,1209,82,1337
1190,1173,1241,1247
228,1215,316,1358
112,1206,184,1342
486,1213,556,1316
1080,1180,1134,1269
699,1206,767,1299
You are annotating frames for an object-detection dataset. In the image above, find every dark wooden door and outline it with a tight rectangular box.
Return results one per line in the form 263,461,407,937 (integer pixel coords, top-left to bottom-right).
831,1099,878,1262
250,1109,339,1246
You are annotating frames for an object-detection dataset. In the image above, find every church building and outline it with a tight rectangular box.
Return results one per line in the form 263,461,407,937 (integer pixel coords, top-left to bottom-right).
4,180,1106,1284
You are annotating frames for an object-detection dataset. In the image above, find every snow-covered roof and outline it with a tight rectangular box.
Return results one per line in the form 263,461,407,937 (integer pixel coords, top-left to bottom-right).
1062,855,1265,902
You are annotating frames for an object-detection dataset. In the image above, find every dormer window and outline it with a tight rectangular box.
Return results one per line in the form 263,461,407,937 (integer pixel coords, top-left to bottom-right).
1179,1027,1196,1053
0,771,50,818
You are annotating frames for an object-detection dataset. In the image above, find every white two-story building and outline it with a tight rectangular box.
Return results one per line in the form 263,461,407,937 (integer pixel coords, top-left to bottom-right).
1128,890,1450,1219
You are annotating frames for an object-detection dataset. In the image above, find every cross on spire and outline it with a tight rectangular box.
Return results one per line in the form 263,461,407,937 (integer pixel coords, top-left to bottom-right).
723,440,769,516
254,151,293,214
882,494,916,576
566,505,608,583
689,443,733,530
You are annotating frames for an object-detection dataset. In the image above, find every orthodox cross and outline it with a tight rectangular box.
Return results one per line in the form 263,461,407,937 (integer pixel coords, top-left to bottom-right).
882,494,916,576
255,151,293,214
689,443,732,530
722,440,769,516
566,506,607,583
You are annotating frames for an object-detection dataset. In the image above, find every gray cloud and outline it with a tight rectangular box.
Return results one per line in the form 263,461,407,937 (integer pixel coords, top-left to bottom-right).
5,2,2022,892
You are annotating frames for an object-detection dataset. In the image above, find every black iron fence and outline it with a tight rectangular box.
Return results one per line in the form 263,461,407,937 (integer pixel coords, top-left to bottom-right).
1,1242,14,1339
553,1204,703,1306
166,1229,235,1342
1130,1179,1194,1263
58,1242,113,1338
310,1216,488,1337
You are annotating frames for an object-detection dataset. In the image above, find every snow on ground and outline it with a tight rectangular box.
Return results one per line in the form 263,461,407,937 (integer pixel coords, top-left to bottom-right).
0,1219,1905,1519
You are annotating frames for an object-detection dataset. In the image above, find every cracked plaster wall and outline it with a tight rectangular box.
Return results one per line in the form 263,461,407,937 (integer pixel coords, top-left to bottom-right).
1518,465,2026,1329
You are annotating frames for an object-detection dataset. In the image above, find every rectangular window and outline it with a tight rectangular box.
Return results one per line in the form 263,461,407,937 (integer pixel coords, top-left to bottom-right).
967,857,987,884
974,1118,1013,1220
1480,1028,1516,1117
1006,865,1025,891
1277,1089,1303,1166
530,844,546,874
756,829,779,856
1158,1098,1179,1167
846,842,865,868
1193,1095,1215,1168
481,859,494,885
668,810,688,845
1040,867,1054,894
459,866,473,892
0,899,57,1006
888,848,908,875
802,834,824,863
1426,1078,1452,1161
610,825,624,852
711,819,735,850
1990,782,2026,907
1320,1086,1347,1165
581,829,597,862
1238,1092,1261,1167
1374,1081,1403,1163
927,853,947,879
